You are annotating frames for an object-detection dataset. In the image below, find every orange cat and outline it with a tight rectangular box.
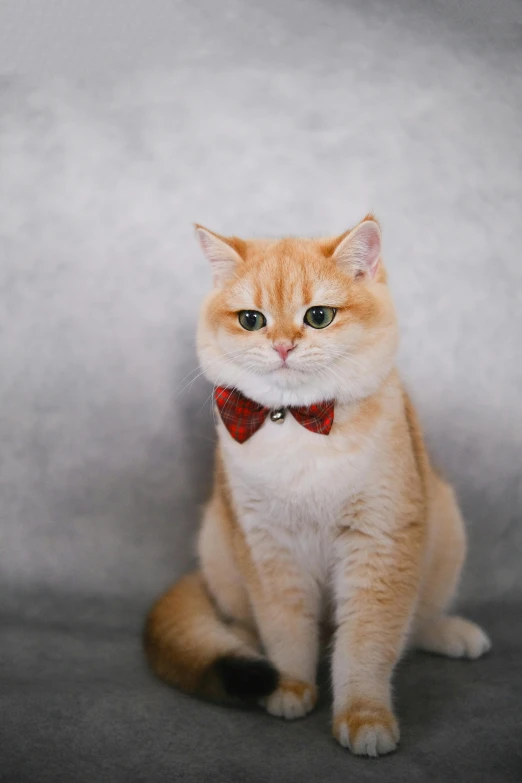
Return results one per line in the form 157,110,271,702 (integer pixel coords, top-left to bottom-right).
145,216,490,756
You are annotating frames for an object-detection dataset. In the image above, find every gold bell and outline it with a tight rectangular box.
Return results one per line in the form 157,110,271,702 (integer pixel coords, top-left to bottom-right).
270,408,286,424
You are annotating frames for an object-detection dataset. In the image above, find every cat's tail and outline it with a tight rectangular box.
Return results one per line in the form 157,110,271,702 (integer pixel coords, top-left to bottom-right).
144,571,279,702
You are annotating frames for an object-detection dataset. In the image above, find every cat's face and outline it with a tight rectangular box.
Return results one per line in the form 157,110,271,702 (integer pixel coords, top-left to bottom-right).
196,217,398,408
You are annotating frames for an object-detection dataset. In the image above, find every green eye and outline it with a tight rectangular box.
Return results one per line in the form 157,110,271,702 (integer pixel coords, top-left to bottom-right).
304,306,336,329
238,310,267,331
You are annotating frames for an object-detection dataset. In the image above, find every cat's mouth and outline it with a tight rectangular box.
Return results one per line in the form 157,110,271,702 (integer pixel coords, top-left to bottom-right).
270,362,306,375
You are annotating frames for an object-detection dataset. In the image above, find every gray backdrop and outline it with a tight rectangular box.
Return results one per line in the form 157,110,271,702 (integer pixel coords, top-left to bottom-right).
1,0,521,604
1,2,521,781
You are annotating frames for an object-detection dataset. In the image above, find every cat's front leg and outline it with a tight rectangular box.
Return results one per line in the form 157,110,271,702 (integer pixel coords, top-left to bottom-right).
239,526,321,720
331,521,423,756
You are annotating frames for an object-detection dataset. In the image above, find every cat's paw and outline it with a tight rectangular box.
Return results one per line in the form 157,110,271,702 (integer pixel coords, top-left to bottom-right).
415,615,491,659
261,679,317,720
333,703,400,757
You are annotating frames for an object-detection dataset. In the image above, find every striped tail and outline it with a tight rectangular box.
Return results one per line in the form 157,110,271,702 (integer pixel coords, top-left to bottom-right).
144,571,279,702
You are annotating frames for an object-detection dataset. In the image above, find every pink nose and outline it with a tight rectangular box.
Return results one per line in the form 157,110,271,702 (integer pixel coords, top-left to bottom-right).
273,342,295,362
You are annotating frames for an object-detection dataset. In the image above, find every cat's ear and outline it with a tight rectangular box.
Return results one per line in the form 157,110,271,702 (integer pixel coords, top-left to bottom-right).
332,218,381,279
195,225,244,288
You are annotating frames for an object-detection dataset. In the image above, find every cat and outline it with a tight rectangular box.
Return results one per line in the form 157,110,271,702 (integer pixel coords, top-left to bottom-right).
144,215,491,757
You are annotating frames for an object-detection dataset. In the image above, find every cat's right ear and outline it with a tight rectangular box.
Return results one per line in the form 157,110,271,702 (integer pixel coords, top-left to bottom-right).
332,218,381,279
195,225,243,288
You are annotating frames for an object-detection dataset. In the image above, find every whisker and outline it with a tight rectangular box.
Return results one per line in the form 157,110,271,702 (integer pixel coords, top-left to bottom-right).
172,348,254,402
198,362,260,417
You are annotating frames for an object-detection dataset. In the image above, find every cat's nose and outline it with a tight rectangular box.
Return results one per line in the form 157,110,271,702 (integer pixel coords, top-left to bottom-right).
273,341,295,362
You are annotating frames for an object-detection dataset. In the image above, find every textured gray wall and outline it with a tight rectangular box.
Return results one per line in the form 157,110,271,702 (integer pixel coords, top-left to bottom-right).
1,0,521,604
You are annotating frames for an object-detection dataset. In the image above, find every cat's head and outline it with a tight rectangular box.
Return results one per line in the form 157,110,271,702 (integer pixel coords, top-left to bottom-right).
195,216,398,408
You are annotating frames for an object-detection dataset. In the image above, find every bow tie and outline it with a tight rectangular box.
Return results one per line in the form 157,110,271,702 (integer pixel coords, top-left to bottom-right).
214,386,334,444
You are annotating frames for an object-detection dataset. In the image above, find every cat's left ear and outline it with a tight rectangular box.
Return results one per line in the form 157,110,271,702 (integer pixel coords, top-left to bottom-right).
195,225,245,288
332,218,381,279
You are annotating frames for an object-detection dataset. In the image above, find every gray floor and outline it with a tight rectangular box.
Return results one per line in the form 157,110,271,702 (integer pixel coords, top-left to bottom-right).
1,1,521,780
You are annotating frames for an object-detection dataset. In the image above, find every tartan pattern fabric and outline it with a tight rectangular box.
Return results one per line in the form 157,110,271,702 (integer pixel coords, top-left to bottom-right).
214,386,334,443
291,399,335,436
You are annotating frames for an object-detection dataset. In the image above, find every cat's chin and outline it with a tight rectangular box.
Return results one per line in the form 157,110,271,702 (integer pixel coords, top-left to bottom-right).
200,348,395,409
224,370,340,409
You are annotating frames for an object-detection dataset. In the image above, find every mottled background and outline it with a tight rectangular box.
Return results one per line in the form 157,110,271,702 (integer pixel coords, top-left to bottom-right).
1,2,521,781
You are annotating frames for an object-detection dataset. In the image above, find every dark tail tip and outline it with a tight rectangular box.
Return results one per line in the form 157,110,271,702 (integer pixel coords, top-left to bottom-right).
214,656,279,701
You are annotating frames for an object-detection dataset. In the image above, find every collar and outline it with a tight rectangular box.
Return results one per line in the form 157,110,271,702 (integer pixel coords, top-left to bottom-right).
214,386,335,443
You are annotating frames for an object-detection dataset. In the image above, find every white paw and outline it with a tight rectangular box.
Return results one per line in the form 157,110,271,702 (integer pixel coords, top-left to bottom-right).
416,615,492,659
262,680,317,720
334,706,400,757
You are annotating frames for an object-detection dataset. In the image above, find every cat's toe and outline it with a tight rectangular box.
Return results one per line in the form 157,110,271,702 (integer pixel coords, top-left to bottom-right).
416,615,491,659
448,619,491,659
334,704,400,757
262,679,317,720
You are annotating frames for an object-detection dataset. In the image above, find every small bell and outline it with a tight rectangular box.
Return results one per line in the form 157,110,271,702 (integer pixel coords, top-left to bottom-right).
270,408,286,424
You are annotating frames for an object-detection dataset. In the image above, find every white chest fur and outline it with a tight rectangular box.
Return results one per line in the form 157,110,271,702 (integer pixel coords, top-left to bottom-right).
219,407,379,583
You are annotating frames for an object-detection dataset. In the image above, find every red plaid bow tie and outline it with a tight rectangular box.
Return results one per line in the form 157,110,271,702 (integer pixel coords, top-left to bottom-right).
214,386,334,444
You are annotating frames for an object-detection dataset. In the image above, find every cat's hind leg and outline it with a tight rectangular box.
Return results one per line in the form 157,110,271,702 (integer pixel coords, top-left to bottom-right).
413,477,491,659
198,493,259,647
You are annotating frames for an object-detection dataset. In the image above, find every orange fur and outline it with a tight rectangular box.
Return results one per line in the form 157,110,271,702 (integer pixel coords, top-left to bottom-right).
145,216,491,754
